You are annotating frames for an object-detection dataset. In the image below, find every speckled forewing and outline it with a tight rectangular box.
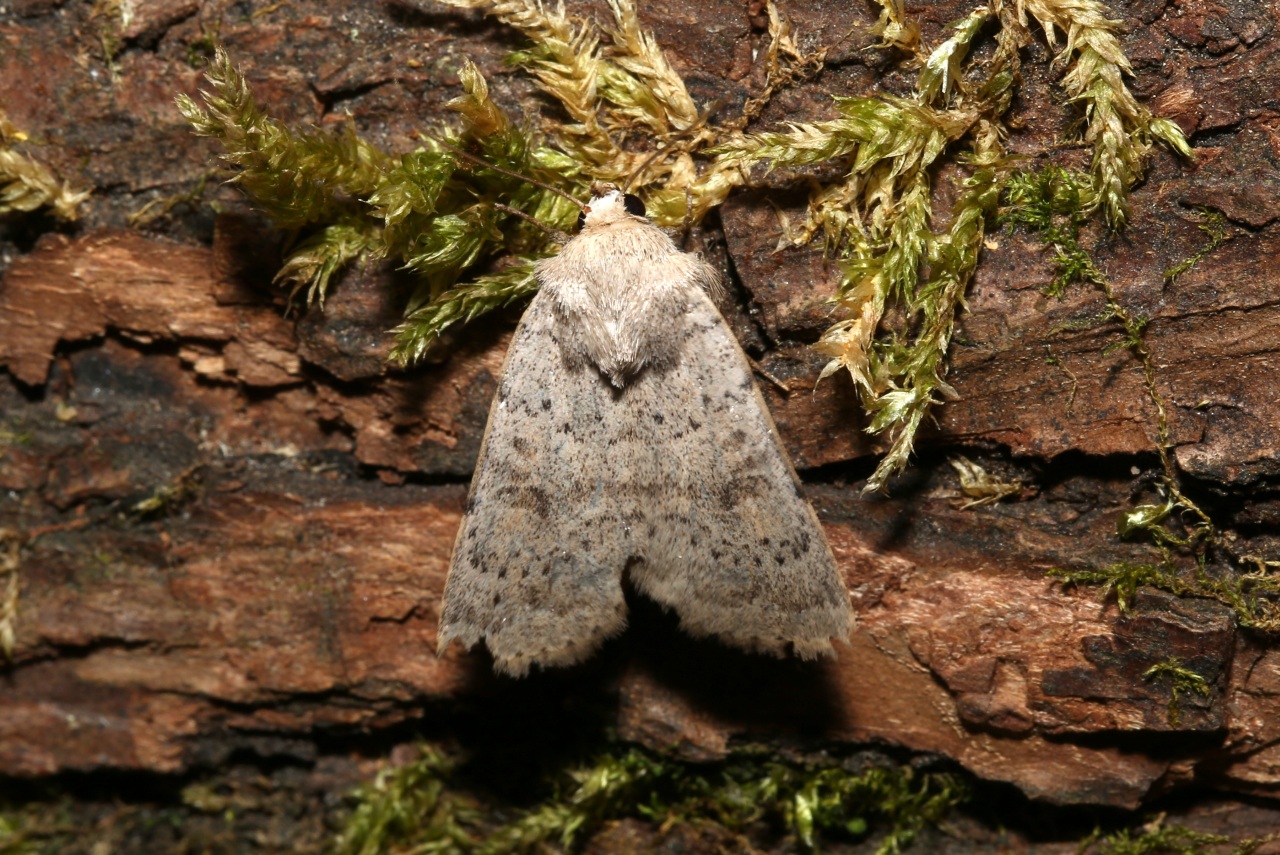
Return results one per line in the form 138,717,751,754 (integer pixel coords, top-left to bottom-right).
440,243,851,674
623,287,854,658
437,290,632,677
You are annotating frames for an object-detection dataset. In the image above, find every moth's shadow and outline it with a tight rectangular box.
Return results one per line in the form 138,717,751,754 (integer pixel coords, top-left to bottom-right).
446,587,848,770
613,591,851,742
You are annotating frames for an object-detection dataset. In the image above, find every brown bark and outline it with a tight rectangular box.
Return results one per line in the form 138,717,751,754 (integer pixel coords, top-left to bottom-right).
2,0,1280,835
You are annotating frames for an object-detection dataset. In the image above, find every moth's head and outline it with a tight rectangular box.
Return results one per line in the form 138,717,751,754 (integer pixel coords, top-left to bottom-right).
577,181,647,231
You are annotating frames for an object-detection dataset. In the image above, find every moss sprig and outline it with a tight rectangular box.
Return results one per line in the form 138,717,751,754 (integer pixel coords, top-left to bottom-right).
391,261,539,365
335,746,479,855
1001,167,1211,540
177,51,389,230
709,0,1187,490
0,113,90,222
1078,815,1280,854
1143,657,1211,727
178,48,587,343
1009,166,1279,631
181,0,1190,493
1163,208,1229,285
714,3,1033,490
1016,0,1192,227
0,529,18,662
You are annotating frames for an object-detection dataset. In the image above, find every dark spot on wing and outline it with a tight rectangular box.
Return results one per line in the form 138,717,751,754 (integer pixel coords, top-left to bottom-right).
529,486,553,517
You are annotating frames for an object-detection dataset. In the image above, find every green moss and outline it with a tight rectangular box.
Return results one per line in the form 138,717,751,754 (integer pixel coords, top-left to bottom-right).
1163,208,1230,285
1143,657,1211,727
0,113,90,222
1005,166,1280,632
180,0,1188,493
1078,817,1279,854
335,744,967,855
128,465,205,520
713,0,1187,491
1049,555,1280,633
178,49,587,353
334,747,478,855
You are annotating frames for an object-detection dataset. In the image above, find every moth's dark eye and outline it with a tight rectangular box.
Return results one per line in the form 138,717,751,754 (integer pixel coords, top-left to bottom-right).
622,194,646,218
576,208,588,231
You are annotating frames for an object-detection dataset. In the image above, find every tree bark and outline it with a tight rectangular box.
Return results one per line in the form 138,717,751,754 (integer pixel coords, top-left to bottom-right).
2,0,1279,836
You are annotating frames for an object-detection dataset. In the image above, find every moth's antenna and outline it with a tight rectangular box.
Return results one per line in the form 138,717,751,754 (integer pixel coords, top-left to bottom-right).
421,132,587,212
494,203,571,244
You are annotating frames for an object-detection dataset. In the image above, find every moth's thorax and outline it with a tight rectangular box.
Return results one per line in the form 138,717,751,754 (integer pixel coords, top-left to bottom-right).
536,195,716,387
579,188,635,229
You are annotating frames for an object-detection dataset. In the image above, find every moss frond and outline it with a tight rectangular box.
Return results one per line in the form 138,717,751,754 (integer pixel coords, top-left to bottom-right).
868,0,921,53
180,48,584,340
861,155,1006,491
601,0,698,133
1163,208,1228,284
334,745,478,855
707,0,1188,490
1077,815,1279,854
1143,657,1211,727
1016,0,1191,227
917,9,991,104
177,48,389,229
391,260,540,365
1048,562,1186,614
1050,555,1280,632
1000,165,1099,296
949,456,1022,508
275,223,384,308
440,0,621,169
716,95,962,175
0,529,19,661
0,120,91,221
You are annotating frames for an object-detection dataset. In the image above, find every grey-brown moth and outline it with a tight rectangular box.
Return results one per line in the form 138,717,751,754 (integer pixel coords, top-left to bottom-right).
437,182,853,676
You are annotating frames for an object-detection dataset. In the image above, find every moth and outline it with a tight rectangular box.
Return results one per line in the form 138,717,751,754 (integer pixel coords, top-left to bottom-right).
437,182,853,676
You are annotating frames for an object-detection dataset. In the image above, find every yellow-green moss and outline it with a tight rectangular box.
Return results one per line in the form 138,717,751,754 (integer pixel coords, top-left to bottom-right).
335,744,966,855
0,113,89,222
1078,817,1279,854
179,0,1188,493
